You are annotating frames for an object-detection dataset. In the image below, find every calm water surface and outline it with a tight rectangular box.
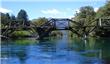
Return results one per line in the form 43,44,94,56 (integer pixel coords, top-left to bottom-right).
1,34,110,64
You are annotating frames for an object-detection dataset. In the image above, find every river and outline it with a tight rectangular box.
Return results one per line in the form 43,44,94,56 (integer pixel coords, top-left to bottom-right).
1,31,110,64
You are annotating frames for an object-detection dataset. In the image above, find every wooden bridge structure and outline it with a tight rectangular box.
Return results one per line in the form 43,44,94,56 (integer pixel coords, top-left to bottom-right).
1,18,110,39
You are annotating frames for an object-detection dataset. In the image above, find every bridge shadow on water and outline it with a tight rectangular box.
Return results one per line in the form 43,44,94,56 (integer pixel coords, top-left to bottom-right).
1,31,110,64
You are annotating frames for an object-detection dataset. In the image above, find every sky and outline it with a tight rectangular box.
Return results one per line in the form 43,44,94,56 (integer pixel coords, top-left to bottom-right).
1,0,107,20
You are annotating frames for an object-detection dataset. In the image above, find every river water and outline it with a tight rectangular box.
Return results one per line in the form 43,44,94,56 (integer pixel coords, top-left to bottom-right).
1,31,110,64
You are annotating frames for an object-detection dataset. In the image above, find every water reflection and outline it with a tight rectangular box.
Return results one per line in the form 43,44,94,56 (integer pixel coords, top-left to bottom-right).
1,37,110,64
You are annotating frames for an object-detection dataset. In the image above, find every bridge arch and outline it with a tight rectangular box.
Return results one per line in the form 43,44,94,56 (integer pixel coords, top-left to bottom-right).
35,18,83,39
1,18,110,39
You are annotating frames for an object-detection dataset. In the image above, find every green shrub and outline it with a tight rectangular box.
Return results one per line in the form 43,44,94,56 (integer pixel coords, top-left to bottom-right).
11,30,31,37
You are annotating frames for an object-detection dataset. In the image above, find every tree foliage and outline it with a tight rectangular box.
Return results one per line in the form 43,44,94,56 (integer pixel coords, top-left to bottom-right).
1,2,110,37
1,13,11,28
72,1,110,37
17,9,28,21
96,1,110,18
17,9,29,26
10,15,16,20
95,1,110,37
72,6,96,37
32,17,48,26
74,6,96,25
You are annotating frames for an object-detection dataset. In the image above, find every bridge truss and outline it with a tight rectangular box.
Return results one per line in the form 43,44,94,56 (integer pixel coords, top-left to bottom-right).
1,18,110,39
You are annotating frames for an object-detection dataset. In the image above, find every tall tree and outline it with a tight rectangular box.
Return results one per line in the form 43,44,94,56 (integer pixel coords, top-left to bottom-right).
96,1,110,18
17,9,28,26
17,9,28,21
5,13,11,20
96,1,110,27
72,6,96,37
95,1,110,37
1,13,6,24
75,6,96,24
10,14,16,20
1,13,11,26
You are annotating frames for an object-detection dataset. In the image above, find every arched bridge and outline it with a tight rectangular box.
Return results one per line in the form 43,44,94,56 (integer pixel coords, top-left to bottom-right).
35,18,82,39
1,18,110,39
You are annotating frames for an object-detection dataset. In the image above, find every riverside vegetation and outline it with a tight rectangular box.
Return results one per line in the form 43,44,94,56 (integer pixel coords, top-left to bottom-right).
1,1,110,38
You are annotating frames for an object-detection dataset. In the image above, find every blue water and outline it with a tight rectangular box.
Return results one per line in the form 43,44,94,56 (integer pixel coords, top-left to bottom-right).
1,32,110,64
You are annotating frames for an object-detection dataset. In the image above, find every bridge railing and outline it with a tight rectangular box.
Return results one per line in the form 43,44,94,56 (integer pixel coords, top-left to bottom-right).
98,18,110,27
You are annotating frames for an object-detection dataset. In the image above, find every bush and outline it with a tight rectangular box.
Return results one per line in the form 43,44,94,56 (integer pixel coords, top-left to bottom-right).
11,30,31,37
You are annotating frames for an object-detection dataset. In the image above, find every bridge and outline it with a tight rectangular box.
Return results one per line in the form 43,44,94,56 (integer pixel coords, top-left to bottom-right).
1,18,110,39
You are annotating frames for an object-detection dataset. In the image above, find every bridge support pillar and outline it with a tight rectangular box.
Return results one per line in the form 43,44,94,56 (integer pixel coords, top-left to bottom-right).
36,27,52,39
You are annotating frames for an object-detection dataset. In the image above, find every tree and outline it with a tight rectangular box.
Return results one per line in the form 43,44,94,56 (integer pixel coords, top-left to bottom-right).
72,6,96,37
32,17,48,26
10,14,16,20
1,13,11,27
5,13,10,20
75,6,96,24
95,1,110,37
96,1,110,18
1,13,6,24
17,9,28,26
